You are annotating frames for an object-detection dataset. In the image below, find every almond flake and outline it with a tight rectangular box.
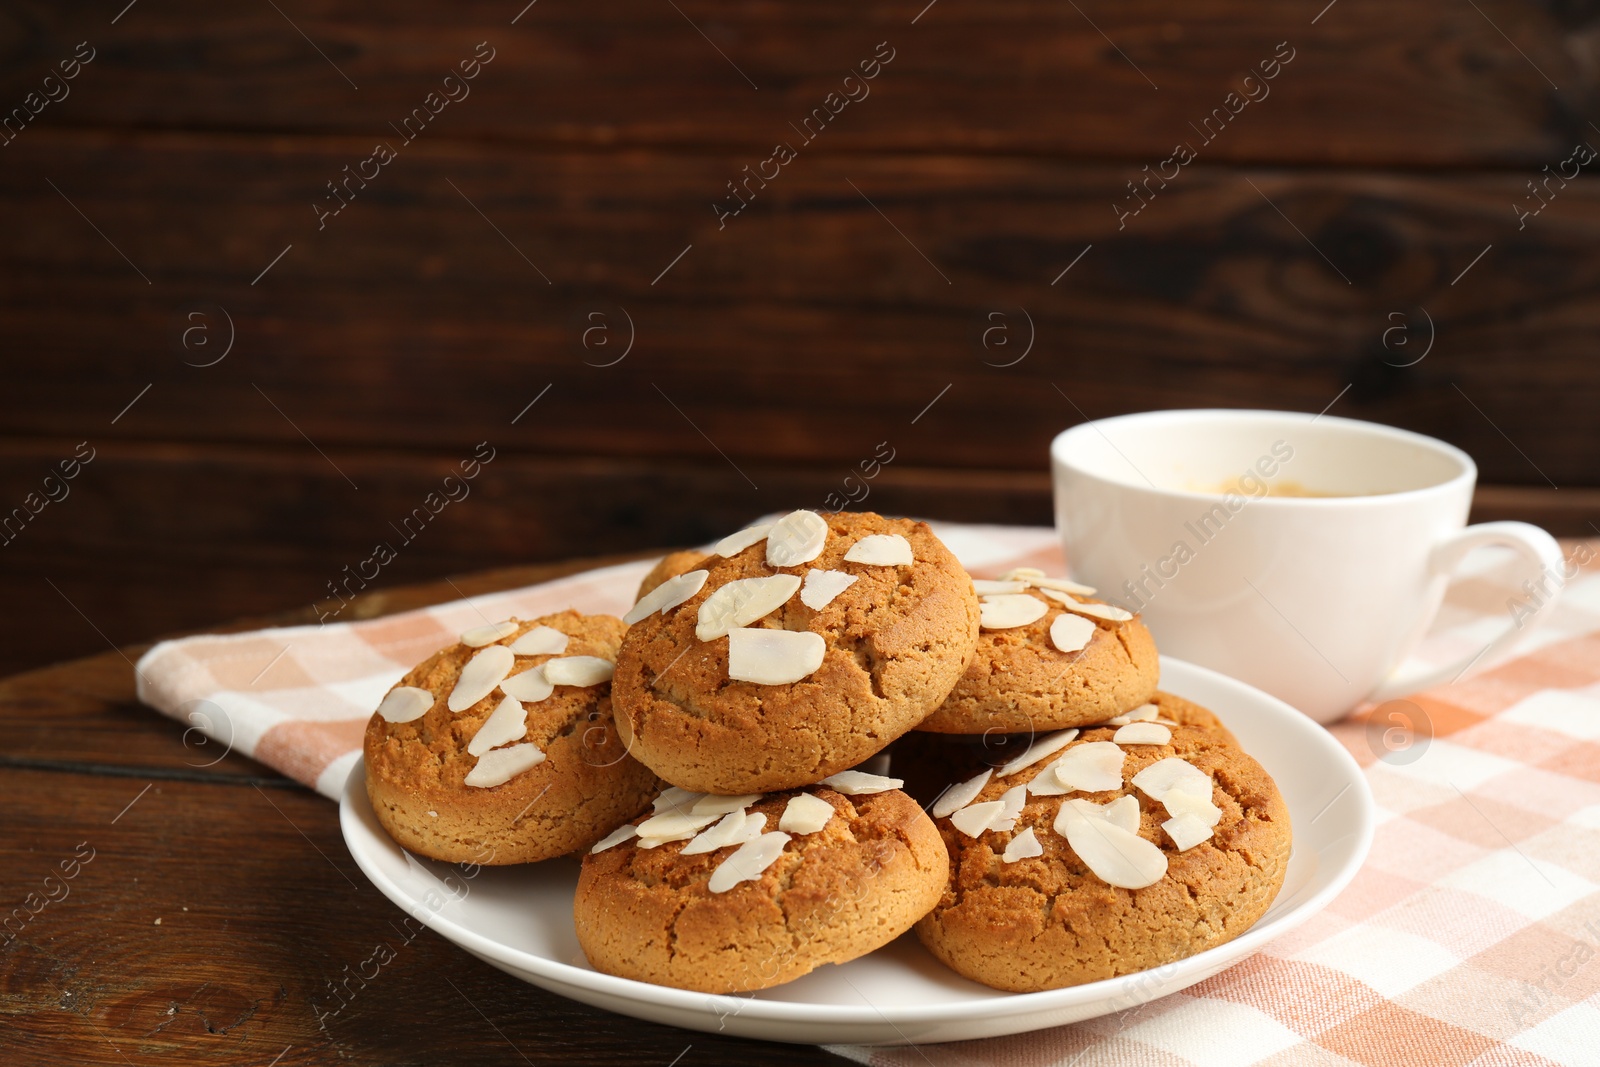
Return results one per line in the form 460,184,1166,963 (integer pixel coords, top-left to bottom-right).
765,510,828,568
819,769,903,795
691,793,764,816
448,645,516,712
1052,741,1126,793
1163,812,1214,851
842,533,914,566
1027,576,1097,596
1040,589,1134,623
1131,757,1210,803
1050,613,1097,654
1026,768,1071,796
979,593,1048,630
931,769,992,818
623,569,709,625
1161,775,1222,827
707,831,790,893
778,794,835,834
652,786,706,813
1059,795,1141,835
726,627,825,685
500,665,553,703
1054,801,1167,889
636,809,720,842
1103,708,1165,727
972,579,1028,596
467,694,527,756
376,686,434,723
997,567,1046,581
463,742,545,788
1002,826,1044,863
590,823,639,854
542,656,614,687
990,784,1028,832
1104,794,1144,833
508,625,570,656
800,568,858,610
714,522,774,557
696,574,804,641
681,811,768,855
461,620,519,647
949,800,1005,838
996,730,1079,777
733,812,770,842
1113,723,1172,746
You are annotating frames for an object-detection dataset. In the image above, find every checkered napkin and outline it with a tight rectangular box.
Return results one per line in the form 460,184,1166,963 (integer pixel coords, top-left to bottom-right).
133,523,1600,1065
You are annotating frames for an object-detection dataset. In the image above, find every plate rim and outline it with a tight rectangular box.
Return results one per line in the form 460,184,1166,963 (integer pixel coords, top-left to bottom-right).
340,653,1375,1026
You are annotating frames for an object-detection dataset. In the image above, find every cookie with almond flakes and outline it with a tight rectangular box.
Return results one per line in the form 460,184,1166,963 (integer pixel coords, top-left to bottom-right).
917,578,1159,734
610,510,981,794
364,610,660,865
574,782,945,992
914,697,1288,991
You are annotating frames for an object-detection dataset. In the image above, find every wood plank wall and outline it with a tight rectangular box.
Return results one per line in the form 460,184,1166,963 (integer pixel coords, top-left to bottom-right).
1,0,1597,676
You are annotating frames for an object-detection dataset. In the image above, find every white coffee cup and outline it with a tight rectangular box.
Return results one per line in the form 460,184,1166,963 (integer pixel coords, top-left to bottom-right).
1050,409,1566,723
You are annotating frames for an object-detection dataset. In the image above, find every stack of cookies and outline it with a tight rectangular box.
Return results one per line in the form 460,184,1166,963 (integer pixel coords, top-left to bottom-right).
363,510,1289,997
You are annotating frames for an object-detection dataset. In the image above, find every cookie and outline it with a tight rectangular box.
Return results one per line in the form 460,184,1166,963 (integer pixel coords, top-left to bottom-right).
364,611,660,865
637,549,708,601
914,696,1289,991
917,573,1159,734
612,510,981,794
575,779,947,993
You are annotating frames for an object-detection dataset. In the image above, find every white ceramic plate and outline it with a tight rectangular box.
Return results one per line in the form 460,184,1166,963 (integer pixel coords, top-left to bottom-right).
340,655,1373,1046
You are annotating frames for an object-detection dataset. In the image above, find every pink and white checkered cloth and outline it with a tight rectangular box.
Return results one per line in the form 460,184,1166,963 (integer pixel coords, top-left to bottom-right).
134,522,1600,1066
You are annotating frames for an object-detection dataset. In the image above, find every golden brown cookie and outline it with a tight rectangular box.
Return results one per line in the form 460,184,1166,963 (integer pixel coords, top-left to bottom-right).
915,696,1289,992
364,611,660,865
612,511,981,794
636,549,709,601
575,784,947,993
917,582,1159,734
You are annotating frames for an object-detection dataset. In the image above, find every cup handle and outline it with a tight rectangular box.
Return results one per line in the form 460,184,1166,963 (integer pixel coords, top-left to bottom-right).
1368,521,1567,702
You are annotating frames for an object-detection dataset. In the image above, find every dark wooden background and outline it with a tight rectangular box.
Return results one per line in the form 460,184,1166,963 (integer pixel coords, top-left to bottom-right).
3,0,1599,678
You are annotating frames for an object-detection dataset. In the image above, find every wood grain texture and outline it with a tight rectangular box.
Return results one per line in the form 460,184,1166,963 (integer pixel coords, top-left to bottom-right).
0,0,1595,164
0,771,844,1065
2,132,1597,484
0,437,1052,676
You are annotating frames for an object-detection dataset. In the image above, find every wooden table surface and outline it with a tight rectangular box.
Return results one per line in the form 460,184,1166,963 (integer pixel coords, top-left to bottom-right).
0,551,847,1066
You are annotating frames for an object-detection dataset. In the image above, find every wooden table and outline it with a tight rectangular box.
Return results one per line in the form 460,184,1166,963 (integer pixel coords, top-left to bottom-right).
0,552,846,1066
